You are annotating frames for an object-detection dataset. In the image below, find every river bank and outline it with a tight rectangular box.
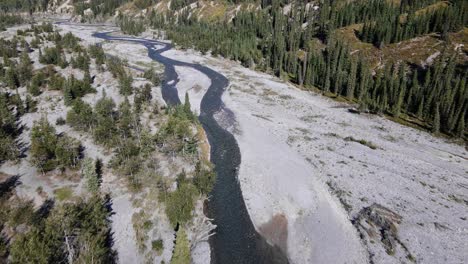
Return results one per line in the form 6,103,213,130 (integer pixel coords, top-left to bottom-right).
53,22,468,264
160,47,468,263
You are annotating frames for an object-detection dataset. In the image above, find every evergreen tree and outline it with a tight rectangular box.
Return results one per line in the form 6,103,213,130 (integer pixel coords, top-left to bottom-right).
18,51,33,86
171,227,191,264
119,73,133,96
55,135,81,170
346,59,357,100
118,98,133,138
455,111,465,138
184,92,191,115
30,118,58,172
6,68,18,89
417,97,424,119
82,158,100,193
433,103,440,134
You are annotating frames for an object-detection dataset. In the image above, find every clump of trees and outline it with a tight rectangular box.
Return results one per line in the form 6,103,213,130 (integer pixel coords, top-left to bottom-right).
63,75,95,105
192,161,216,195
143,67,161,86
1,41,33,91
66,99,95,130
0,0,50,12
9,195,115,263
165,182,197,228
105,56,136,95
134,84,153,112
30,118,82,173
88,44,106,66
39,46,66,66
118,15,145,35
73,0,129,19
0,93,22,162
156,98,197,156
0,172,114,263
0,13,23,31
163,160,215,229
71,51,90,71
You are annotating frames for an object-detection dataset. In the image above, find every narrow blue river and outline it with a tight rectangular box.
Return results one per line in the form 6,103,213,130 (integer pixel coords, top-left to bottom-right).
92,31,288,264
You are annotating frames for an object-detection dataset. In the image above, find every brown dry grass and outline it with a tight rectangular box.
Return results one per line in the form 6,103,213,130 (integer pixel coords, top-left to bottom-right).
335,24,468,69
197,124,211,162
415,1,448,16
196,1,228,22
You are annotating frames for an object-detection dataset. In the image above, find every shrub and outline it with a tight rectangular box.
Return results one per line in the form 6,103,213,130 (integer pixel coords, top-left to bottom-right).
152,239,164,254
55,117,66,125
53,186,73,201
344,136,378,150
143,67,161,86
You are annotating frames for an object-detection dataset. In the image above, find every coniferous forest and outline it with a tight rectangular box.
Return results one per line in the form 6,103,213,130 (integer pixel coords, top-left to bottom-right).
140,0,468,138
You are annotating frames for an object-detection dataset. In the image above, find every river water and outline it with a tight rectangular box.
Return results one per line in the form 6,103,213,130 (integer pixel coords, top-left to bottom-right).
92,31,288,264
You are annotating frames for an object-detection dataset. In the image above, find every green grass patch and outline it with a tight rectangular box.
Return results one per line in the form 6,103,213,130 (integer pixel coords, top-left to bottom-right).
54,186,74,201
344,136,378,150
151,239,164,255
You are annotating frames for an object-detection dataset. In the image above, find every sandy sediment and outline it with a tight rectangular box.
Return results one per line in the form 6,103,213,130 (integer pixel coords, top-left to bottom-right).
161,47,468,264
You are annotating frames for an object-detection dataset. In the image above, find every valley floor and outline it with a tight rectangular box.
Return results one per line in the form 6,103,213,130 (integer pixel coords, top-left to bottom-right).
5,21,466,263
162,48,468,263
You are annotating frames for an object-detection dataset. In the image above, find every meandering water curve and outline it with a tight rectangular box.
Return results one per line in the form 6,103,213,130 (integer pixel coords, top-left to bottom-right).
88,31,289,264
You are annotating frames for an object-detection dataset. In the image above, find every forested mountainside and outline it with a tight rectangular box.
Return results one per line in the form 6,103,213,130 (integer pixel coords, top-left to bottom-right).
51,0,467,140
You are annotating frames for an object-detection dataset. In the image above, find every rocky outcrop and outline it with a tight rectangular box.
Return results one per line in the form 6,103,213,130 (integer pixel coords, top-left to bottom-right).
48,0,74,14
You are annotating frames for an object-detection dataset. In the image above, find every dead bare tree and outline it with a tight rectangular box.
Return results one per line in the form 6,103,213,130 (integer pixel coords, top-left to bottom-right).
189,197,216,251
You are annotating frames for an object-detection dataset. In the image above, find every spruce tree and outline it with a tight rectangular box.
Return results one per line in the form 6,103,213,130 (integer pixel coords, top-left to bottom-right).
347,59,357,100
18,51,33,85
433,104,440,134
6,68,18,89
184,92,191,115
417,97,424,119
171,227,190,264
455,112,465,138
82,158,100,193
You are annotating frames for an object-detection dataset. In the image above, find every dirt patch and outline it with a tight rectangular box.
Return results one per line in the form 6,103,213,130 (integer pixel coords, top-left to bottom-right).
258,213,288,255
192,84,202,93
0,172,12,182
